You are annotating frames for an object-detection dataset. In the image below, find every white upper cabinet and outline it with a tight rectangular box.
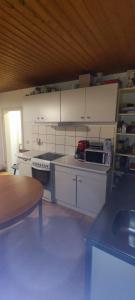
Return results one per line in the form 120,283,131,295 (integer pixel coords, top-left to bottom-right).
61,88,86,122
23,97,40,122
39,91,60,122
85,83,118,122
23,91,60,123
23,83,118,123
61,84,118,123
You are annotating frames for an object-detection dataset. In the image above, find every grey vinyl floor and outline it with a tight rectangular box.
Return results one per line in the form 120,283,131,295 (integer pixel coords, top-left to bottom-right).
0,202,92,300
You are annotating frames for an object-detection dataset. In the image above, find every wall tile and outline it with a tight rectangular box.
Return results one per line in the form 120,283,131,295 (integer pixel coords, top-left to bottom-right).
100,125,115,140
32,134,42,150
56,127,65,136
75,127,87,137
87,125,100,138
46,134,55,144
32,124,39,134
43,142,47,152
66,127,75,136
32,133,38,142
39,124,46,135
46,143,56,152
56,135,65,145
30,123,116,155
55,144,65,154
65,136,75,146
65,146,75,155
46,125,55,135
39,142,45,151
32,136,40,150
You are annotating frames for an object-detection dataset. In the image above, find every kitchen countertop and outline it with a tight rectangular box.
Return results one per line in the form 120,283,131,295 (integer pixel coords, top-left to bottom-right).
87,175,135,265
17,150,45,160
52,155,110,174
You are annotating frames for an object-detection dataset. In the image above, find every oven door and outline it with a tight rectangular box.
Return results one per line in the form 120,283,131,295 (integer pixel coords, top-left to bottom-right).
32,166,51,190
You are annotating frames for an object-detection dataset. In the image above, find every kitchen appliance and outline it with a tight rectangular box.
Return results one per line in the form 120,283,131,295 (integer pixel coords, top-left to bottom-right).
85,149,105,164
88,141,103,150
85,139,112,166
31,152,64,201
75,140,89,160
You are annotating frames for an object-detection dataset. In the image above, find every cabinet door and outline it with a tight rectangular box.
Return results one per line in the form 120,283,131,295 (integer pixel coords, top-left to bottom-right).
90,246,135,300
77,173,106,216
55,170,76,206
18,160,32,177
23,97,40,122
39,91,60,122
23,91,60,123
85,83,118,122
61,88,85,122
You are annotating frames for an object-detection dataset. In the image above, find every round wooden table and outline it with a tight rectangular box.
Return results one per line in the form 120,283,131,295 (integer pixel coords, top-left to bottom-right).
0,175,43,231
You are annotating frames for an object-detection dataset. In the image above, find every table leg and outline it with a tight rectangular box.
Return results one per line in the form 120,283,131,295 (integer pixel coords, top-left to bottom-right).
38,199,43,237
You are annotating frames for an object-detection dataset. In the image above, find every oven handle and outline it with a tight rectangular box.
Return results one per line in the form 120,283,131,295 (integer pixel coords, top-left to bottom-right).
32,165,50,171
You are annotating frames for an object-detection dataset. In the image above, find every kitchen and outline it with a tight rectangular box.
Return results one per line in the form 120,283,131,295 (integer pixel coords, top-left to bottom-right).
0,1,135,300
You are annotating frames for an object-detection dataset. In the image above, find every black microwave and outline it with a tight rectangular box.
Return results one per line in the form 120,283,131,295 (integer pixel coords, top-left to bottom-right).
85,149,105,164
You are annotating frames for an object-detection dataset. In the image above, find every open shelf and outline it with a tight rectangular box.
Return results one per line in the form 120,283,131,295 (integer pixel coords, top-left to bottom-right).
119,87,135,93
119,113,135,116
116,153,135,158
116,132,135,136
114,169,135,176
114,86,135,177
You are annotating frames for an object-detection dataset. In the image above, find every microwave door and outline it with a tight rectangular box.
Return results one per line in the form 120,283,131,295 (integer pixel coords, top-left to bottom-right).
85,150,104,164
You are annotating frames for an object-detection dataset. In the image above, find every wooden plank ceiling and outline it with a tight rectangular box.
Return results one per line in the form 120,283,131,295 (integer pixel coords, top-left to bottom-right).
0,0,135,92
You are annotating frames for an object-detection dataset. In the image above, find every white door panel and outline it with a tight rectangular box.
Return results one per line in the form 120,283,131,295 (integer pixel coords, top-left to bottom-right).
61,88,85,122
85,83,118,122
55,170,76,206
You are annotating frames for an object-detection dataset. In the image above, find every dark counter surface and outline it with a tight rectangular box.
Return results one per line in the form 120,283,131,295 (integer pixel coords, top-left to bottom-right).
87,175,135,265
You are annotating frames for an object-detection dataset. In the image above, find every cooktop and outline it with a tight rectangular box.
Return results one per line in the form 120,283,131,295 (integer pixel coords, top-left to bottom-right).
34,152,64,161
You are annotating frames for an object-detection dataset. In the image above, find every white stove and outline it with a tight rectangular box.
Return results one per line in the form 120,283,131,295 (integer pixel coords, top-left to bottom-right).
31,152,64,171
31,152,64,202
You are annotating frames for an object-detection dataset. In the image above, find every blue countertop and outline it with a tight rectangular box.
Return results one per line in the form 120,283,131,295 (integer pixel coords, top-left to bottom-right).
87,175,135,265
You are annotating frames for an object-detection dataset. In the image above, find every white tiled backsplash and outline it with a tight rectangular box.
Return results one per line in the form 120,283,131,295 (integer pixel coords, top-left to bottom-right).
24,123,116,155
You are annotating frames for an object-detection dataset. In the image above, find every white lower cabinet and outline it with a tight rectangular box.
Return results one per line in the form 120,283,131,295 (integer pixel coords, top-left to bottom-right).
77,173,106,215
90,247,135,300
55,169,76,207
18,158,32,177
55,165,109,216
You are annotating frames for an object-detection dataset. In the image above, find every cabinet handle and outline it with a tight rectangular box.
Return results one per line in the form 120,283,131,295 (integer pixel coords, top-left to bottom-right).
72,177,76,181
78,179,82,183
87,116,91,119
80,116,85,119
